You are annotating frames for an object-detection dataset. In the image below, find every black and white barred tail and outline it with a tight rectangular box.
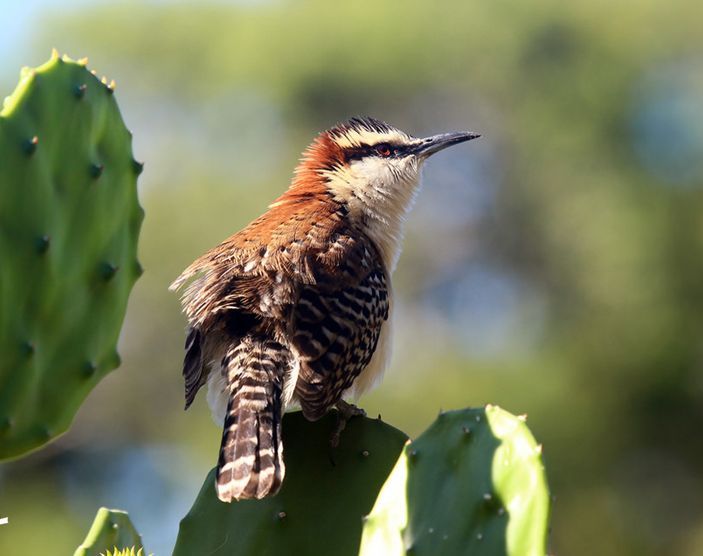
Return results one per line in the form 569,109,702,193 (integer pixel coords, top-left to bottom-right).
216,338,287,502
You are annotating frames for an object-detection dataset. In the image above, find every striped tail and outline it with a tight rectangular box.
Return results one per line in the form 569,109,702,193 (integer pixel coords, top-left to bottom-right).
216,338,287,502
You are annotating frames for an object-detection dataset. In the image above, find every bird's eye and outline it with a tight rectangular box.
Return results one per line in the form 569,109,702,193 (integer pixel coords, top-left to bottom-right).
375,143,392,157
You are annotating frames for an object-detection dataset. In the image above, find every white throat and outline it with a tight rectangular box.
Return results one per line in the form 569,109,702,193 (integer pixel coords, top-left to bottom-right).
324,157,423,272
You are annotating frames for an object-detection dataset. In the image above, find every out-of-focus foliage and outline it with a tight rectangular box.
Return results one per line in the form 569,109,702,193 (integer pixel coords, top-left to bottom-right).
0,1,702,555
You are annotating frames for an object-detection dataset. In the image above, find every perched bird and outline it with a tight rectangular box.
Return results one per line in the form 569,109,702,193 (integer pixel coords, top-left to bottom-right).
170,117,479,502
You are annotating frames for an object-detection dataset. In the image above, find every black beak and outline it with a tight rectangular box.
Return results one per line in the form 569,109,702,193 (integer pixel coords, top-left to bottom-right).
412,131,481,157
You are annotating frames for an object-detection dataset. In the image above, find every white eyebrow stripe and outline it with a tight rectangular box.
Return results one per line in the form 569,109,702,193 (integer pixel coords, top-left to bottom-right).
333,128,410,149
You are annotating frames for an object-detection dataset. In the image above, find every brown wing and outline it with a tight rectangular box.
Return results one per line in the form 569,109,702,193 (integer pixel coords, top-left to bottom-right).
170,194,366,407
291,234,390,420
170,193,346,329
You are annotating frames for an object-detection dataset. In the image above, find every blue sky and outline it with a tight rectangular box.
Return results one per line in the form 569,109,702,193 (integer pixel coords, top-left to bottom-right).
2,0,57,79
1,0,112,82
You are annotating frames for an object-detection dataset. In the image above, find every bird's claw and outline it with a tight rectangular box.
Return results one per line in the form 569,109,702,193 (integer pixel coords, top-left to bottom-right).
330,400,366,448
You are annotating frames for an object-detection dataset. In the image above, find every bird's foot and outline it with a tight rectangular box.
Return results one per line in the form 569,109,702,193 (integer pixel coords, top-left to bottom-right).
330,400,366,448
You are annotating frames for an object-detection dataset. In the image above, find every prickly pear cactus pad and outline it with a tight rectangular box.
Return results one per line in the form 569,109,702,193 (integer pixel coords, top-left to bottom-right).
74,507,145,556
173,411,408,556
359,405,550,556
0,52,143,459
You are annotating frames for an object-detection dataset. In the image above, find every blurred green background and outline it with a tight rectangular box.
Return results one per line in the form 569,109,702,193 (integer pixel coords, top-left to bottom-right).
1,0,703,554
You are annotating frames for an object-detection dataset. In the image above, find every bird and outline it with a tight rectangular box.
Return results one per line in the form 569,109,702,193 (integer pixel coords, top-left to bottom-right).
170,116,480,502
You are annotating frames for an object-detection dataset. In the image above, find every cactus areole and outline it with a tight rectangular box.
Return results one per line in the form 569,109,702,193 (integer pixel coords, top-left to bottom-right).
0,52,143,460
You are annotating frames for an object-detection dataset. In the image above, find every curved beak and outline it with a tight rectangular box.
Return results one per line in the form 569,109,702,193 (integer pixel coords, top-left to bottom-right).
412,131,481,157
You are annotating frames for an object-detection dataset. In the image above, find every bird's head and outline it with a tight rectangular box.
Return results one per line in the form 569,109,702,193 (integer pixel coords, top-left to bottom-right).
287,116,480,269
292,116,479,213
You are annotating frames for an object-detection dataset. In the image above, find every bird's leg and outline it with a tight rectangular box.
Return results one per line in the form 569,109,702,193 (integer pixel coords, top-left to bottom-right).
330,400,366,448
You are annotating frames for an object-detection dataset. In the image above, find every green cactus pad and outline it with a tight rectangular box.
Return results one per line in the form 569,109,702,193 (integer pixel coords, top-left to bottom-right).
74,507,145,556
173,411,408,556
0,52,143,459
359,405,550,556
